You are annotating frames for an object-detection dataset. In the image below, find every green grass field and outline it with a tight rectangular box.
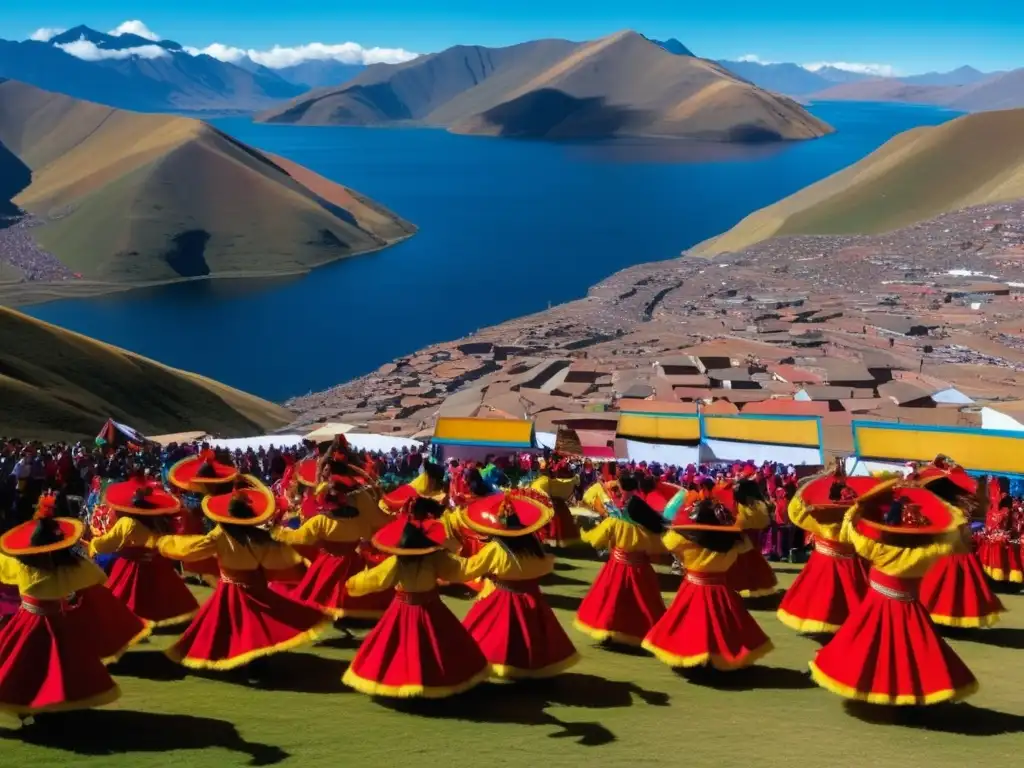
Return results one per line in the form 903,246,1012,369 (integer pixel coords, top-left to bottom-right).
4,558,1024,767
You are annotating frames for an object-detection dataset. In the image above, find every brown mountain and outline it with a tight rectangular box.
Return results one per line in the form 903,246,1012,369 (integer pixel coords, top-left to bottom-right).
0,79,414,290
258,31,833,142
810,68,1024,112
0,305,292,441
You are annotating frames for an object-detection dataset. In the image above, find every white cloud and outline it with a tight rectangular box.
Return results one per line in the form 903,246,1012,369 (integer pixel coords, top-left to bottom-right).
57,39,170,61
29,27,65,42
802,61,897,77
188,41,418,68
737,54,775,65
108,20,160,41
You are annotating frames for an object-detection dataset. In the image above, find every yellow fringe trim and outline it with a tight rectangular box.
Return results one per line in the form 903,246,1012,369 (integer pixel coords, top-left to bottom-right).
0,684,121,717
490,653,581,680
572,618,646,647
642,638,774,671
808,661,979,705
342,665,490,699
146,609,200,629
982,566,1024,584
736,585,779,599
165,618,332,671
103,621,154,665
776,608,841,635
928,610,1003,629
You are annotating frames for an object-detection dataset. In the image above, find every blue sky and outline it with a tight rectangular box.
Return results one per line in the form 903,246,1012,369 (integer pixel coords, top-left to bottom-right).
7,1,1024,74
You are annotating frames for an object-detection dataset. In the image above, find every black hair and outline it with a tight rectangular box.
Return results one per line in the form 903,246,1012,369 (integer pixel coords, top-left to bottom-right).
125,512,174,534
494,533,547,559
618,474,639,493
464,469,492,498
638,474,658,495
423,461,446,484
625,495,667,535
733,478,767,507
410,496,445,521
395,520,441,552
680,499,741,553
220,523,274,547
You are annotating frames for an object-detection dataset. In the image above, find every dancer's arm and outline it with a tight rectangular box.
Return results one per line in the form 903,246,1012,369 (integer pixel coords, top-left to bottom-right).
581,517,615,550
272,515,328,546
346,556,399,596
88,517,136,556
736,501,770,531
157,531,219,562
454,542,500,582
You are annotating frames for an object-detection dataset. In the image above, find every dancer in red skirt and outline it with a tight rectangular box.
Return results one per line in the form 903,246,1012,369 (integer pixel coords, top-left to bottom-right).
442,468,497,592
810,480,978,705
532,460,581,548
720,476,778,598
643,494,773,671
459,488,579,678
0,513,121,718
914,458,1004,628
156,476,332,671
87,476,200,628
168,449,239,585
575,475,668,647
272,475,393,620
977,476,1023,583
379,460,447,514
342,512,489,698
777,466,881,634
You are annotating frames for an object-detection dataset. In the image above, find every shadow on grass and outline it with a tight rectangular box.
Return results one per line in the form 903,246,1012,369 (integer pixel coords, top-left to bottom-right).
553,562,579,572
598,641,650,658
0,710,289,765
743,591,786,612
544,592,585,613
541,571,590,588
553,548,599,563
941,626,1024,651
771,565,805,575
844,701,1024,735
804,632,836,648
675,664,815,691
656,571,682,593
316,633,364,651
187,652,351,694
109,650,187,681
375,672,670,746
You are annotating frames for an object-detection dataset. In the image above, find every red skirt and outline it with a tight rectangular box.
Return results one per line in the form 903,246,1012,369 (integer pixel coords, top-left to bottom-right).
642,571,773,670
106,550,200,627
727,535,778,598
777,539,869,634
575,549,666,646
0,597,121,716
919,552,1004,628
343,589,489,698
464,578,578,678
977,537,1023,583
542,498,581,548
166,570,331,670
810,570,978,705
66,585,152,664
292,546,394,619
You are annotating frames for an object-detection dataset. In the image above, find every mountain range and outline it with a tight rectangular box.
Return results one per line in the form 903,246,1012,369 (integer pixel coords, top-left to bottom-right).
692,107,1024,255
258,31,833,142
0,79,415,289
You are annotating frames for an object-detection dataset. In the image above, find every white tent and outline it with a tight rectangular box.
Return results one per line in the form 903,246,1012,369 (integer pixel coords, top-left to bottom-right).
344,433,424,454
210,434,305,452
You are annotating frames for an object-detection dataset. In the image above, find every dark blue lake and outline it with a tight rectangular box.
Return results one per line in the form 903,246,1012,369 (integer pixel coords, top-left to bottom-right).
26,102,959,402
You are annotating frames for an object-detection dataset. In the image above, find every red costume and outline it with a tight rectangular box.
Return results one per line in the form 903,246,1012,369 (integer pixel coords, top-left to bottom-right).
717,479,778,598
810,481,978,705
531,462,581,547
977,477,1023,583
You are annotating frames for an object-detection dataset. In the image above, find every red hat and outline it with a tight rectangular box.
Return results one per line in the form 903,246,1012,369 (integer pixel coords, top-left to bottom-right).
794,471,886,523
168,455,238,491
104,477,180,516
379,483,426,513
915,457,978,496
463,488,553,537
202,476,275,526
644,481,683,514
852,480,961,543
669,495,743,533
372,513,449,556
1,501,84,556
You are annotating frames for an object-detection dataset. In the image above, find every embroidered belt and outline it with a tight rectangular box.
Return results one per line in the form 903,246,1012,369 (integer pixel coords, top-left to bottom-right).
219,569,264,588
611,548,650,566
868,569,919,602
814,539,855,559
395,589,438,606
685,571,728,587
20,596,61,616
119,548,155,563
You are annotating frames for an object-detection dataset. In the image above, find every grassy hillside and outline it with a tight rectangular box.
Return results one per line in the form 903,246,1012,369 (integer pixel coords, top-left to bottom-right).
0,305,292,440
693,108,1024,256
259,32,833,142
0,79,415,285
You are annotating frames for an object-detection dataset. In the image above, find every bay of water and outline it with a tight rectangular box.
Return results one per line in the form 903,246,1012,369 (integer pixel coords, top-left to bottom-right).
26,102,958,402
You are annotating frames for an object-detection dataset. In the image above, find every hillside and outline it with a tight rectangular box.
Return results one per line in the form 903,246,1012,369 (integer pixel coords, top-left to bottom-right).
810,68,1024,112
258,31,833,142
0,305,292,440
691,108,1024,256
0,79,415,288
718,60,832,96
0,25,305,112
808,78,957,105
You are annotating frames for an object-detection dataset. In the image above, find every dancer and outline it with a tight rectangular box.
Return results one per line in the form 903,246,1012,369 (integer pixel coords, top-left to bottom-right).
157,476,332,671
575,478,668,646
809,480,978,705
722,476,778,598
915,459,1004,628
776,466,881,634
342,511,489,698
0,512,121,717
643,492,773,671
88,475,200,628
442,467,495,591
532,460,582,547
379,460,447,513
977,476,1023,583
168,447,238,493
459,488,579,678
272,475,393,620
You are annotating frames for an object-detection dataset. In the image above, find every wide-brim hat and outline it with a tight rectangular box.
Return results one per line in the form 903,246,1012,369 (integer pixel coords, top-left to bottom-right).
296,457,371,488
463,488,553,537
104,478,181,516
664,489,743,531
916,464,978,496
379,482,440,513
644,482,683,514
793,473,885,523
202,476,275,526
1,517,85,556
852,479,961,542
372,513,449,555
168,455,238,491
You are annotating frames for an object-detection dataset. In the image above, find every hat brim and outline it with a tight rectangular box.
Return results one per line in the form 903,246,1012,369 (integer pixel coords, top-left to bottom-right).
918,466,978,496
202,476,275,526
853,480,961,540
1,518,85,556
103,481,181,516
463,490,553,537
168,456,238,491
644,482,683,514
372,514,448,555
